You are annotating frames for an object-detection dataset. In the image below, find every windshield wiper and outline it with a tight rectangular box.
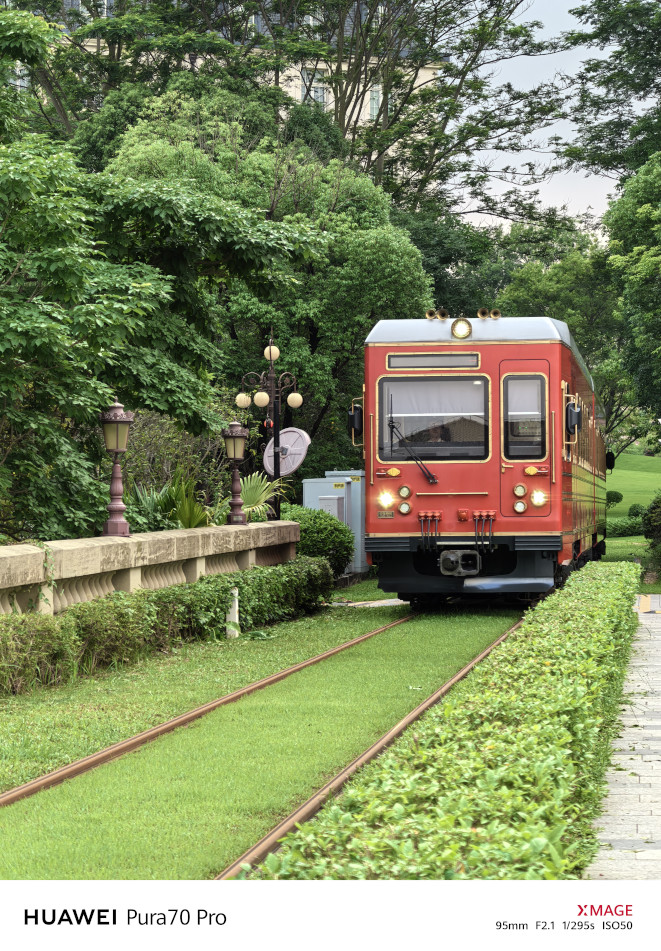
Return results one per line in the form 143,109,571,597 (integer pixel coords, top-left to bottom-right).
387,401,437,485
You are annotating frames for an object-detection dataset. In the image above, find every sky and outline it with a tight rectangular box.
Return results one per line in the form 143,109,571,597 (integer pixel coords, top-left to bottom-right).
472,0,616,223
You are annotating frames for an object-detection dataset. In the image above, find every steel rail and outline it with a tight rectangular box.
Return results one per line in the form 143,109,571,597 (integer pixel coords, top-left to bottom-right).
216,617,524,880
0,614,413,809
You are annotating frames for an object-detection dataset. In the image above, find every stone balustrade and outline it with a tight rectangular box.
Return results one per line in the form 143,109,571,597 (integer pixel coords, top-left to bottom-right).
0,522,299,616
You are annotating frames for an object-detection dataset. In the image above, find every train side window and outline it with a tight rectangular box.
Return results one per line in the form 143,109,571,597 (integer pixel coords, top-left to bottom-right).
503,375,546,460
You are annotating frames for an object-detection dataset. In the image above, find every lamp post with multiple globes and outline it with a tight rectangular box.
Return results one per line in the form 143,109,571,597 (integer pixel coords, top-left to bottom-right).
235,333,303,519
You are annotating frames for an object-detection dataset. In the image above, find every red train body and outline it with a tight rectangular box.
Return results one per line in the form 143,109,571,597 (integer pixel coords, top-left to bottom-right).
353,315,607,601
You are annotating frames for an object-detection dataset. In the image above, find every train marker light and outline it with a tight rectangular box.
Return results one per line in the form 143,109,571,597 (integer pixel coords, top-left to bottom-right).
398,501,412,515
398,485,412,498
513,500,527,513
378,491,395,508
451,317,472,339
530,490,547,507
513,483,527,497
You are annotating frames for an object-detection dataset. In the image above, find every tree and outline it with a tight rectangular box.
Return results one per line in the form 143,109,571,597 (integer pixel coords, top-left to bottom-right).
496,238,650,455
9,1,565,217
561,0,661,177
105,85,432,478
605,152,661,424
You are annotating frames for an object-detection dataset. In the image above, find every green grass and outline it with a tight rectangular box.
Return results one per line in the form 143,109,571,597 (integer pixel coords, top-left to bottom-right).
333,576,397,602
0,606,410,794
603,535,648,564
0,607,517,880
607,451,661,516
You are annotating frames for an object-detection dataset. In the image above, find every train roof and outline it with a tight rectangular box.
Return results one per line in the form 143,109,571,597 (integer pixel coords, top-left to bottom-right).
365,316,593,389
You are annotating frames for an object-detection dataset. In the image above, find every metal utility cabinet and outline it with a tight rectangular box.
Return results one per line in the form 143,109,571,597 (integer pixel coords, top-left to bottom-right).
302,470,368,575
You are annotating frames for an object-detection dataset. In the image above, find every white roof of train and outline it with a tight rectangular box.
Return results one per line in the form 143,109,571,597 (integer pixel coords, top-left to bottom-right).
365,316,593,389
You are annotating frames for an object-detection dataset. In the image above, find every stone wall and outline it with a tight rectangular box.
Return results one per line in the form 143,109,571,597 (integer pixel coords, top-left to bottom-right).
0,523,299,615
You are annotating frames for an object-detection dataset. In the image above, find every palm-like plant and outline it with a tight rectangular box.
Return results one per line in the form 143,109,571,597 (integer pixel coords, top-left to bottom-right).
211,473,291,524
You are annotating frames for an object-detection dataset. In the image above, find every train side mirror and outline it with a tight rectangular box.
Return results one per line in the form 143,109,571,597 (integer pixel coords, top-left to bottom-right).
606,450,615,471
347,404,363,438
566,402,582,435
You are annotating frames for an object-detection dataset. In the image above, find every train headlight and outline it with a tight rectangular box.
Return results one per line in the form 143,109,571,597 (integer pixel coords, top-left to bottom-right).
398,485,411,498
398,501,412,515
513,483,527,498
530,490,547,507
451,317,472,339
513,500,527,514
378,491,395,508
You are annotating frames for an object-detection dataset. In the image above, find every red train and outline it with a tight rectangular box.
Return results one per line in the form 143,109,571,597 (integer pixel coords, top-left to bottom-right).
348,311,609,603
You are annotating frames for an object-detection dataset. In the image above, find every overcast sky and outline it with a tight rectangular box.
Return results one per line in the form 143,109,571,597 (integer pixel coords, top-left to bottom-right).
472,0,616,223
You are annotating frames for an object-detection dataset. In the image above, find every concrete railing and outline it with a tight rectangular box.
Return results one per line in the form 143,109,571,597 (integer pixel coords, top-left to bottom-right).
0,522,299,616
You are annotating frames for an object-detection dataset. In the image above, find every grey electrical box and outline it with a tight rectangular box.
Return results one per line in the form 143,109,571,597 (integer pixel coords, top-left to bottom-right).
302,470,368,575
318,495,345,522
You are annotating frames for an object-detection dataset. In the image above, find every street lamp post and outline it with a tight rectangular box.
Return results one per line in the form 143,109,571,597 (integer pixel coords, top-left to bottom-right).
222,421,249,525
235,332,303,519
99,400,134,537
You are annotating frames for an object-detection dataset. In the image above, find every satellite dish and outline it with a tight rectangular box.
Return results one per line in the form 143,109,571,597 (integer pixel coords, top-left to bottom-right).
264,427,311,476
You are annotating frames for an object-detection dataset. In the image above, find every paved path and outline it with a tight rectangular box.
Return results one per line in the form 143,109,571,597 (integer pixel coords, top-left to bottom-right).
584,598,661,879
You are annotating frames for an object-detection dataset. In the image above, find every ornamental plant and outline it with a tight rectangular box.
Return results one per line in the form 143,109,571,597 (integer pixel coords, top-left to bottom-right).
281,504,355,577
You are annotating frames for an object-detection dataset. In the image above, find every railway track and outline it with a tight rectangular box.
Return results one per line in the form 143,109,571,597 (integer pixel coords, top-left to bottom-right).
214,618,523,881
216,616,523,880
0,607,523,881
0,614,412,810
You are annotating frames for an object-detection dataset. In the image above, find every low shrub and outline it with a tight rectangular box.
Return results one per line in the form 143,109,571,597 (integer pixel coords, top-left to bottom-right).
607,515,643,537
647,543,661,574
281,504,355,577
606,490,623,510
642,491,661,545
0,614,80,694
255,562,639,880
0,556,332,695
628,503,645,518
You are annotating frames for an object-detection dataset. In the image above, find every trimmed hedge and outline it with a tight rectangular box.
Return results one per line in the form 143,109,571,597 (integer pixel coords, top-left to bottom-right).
255,562,639,880
607,515,643,537
0,556,333,695
281,504,355,577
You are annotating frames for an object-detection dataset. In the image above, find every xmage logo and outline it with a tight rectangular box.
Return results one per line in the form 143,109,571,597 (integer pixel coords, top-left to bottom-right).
577,905,633,917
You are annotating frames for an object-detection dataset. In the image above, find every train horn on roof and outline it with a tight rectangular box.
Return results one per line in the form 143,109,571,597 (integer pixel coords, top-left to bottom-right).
425,308,437,320
477,307,489,319
436,308,449,320
490,309,501,319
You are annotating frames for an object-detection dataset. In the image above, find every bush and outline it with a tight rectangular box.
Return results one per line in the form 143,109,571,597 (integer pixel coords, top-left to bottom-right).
0,556,332,695
607,515,643,537
647,543,661,574
0,614,80,695
281,504,355,577
628,503,646,518
606,490,624,510
256,562,639,880
642,491,661,545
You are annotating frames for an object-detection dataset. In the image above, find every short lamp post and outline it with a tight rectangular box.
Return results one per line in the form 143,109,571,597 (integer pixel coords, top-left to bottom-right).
99,400,134,537
222,420,249,525
235,332,303,519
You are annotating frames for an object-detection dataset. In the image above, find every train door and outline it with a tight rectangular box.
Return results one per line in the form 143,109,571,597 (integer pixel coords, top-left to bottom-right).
499,359,551,517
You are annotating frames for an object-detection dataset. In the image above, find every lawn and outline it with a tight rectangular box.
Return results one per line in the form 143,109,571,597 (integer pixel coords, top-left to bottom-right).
607,451,661,515
0,606,409,794
0,607,518,879
333,575,397,602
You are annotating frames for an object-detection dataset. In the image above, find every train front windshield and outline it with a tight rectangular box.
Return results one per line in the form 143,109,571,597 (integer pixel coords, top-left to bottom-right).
379,377,489,461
